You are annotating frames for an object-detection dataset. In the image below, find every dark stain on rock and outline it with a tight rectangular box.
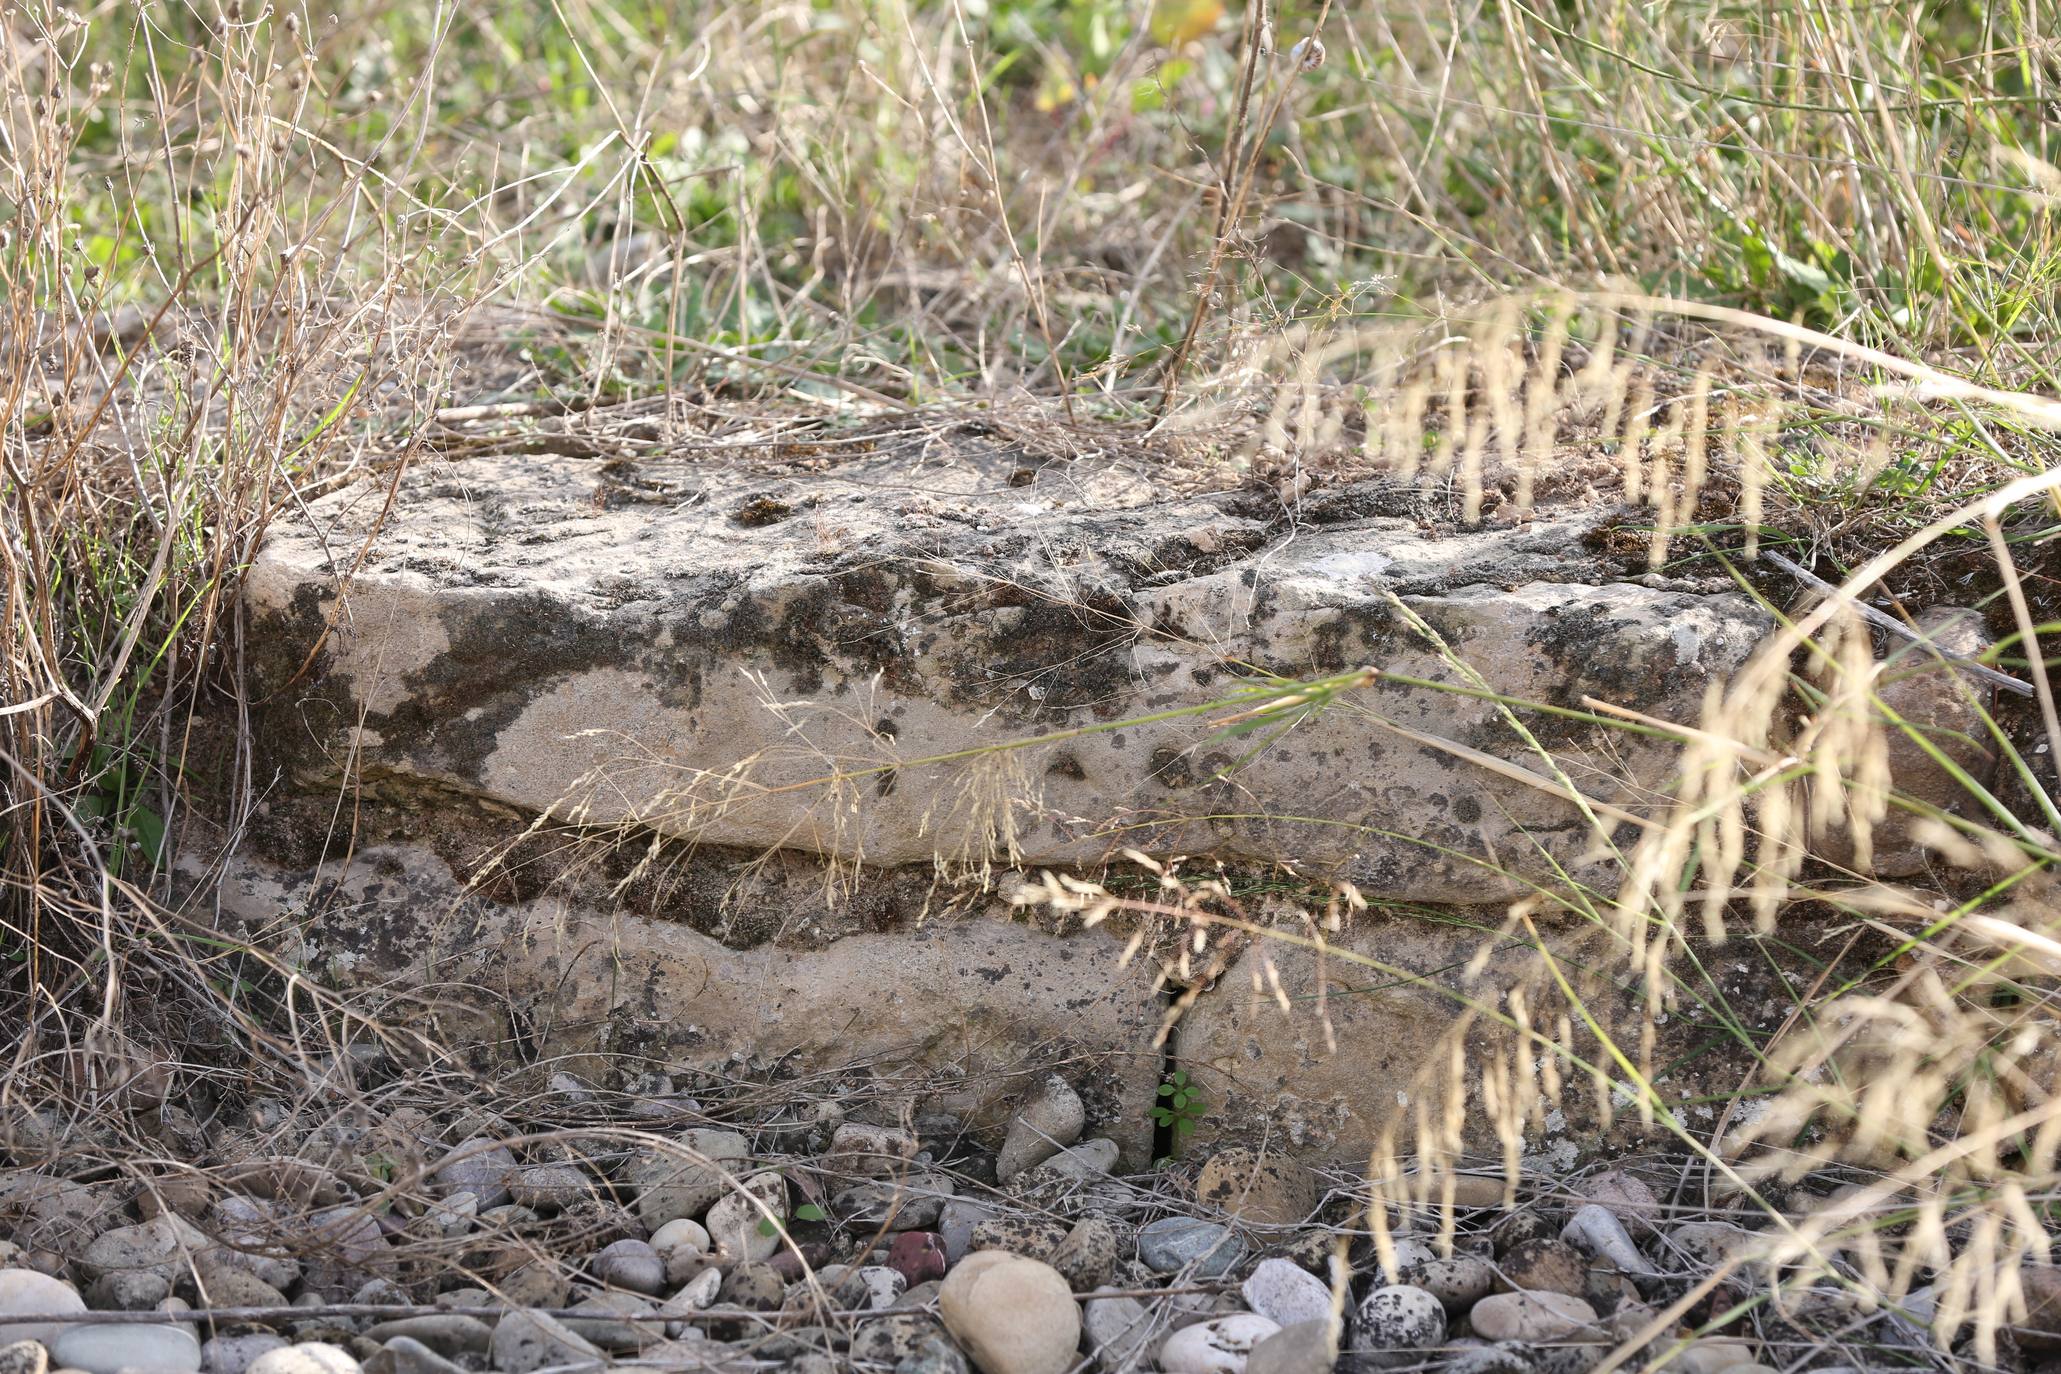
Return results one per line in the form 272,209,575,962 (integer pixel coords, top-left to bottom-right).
1046,752,1086,782
1149,745,1195,789
734,494,794,526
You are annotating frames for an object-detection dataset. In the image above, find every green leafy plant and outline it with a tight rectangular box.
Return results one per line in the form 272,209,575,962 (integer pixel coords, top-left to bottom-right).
1152,1069,1206,1158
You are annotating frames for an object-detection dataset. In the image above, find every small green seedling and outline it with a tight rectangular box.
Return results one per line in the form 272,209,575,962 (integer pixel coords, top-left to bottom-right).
758,1202,826,1237
1152,1069,1206,1159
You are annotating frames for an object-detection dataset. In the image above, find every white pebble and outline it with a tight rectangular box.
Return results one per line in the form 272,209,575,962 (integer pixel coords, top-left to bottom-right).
1159,1314,1282,1374
1241,1259,1334,1329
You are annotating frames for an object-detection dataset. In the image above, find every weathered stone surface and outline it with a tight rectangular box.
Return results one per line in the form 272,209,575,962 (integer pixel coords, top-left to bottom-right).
1172,918,1501,1157
1843,606,1998,876
80,1217,211,1284
1137,1218,1242,1277
1195,1150,1318,1227
244,452,1770,902
213,449,1856,1171
202,843,1164,1160
705,1171,787,1266
201,1333,286,1374
1173,910,1796,1159
245,1344,358,1374
1243,1320,1334,1374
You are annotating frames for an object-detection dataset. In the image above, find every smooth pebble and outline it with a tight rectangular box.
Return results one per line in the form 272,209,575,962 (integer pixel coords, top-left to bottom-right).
1158,1315,1281,1374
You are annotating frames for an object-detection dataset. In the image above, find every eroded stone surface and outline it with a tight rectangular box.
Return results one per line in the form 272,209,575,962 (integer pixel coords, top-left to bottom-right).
244,448,1772,902
199,841,1164,1162
1172,911,1799,1160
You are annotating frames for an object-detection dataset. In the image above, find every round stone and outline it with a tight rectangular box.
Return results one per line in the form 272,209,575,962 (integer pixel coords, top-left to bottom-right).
1241,1259,1333,1329
1353,1285,1445,1366
1082,1290,1155,1373
970,1216,1069,1265
1664,1222,1766,1272
487,1311,602,1374
427,1139,514,1209
79,1218,209,1284
824,1123,920,1178
0,1337,44,1374
1445,1341,1535,1374
1499,1239,1588,1299
1051,1218,1123,1292
705,1172,787,1266
1561,1205,1643,1273
1245,1321,1335,1374
1195,1150,1319,1227
1397,1250,1495,1313
1040,1138,1120,1180
50,1323,202,1374
1672,1338,1757,1374
1137,1218,1243,1278
718,1263,785,1311
593,1239,664,1296
649,1218,710,1259
199,1333,286,1374
1574,1169,1660,1238
888,1232,949,1288
1158,1314,1281,1374
246,1344,360,1374
0,1269,86,1345
995,1076,1086,1184
938,1252,1080,1374
621,1131,751,1229
508,1164,590,1213
1470,1291,1600,1343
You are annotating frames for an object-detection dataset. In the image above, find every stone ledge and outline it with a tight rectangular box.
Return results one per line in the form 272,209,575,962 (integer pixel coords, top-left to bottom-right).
244,445,1772,903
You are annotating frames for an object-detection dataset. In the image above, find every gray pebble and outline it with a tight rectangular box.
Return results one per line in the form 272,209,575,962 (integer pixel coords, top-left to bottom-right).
1445,1341,1536,1374
1241,1259,1333,1329
1245,1320,1335,1374
995,1075,1086,1182
937,1200,999,1266
201,1334,287,1374
1082,1289,1156,1373
358,1318,490,1358
1561,1205,1643,1274
592,1239,664,1296
488,1311,602,1374
428,1139,515,1209
52,1323,202,1374
362,1337,464,1374
507,1165,589,1213
1138,1218,1244,1278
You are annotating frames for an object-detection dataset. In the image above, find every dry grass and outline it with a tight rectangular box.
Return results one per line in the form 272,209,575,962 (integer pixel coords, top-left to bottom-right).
4,0,2061,1361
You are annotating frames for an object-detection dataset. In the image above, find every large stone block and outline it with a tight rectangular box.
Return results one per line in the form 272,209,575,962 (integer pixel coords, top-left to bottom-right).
1171,912,1798,1165
244,446,1772,902
199,840,1167,1162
